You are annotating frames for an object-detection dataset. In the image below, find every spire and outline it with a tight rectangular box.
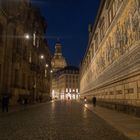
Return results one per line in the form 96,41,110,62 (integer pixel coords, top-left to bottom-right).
55,40,62,55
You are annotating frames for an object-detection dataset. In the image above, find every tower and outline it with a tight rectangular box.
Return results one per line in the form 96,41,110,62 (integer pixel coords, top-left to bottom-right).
51,41,67,72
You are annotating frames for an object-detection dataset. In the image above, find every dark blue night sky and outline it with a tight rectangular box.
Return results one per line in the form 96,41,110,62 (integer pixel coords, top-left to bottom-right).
31,0,100,67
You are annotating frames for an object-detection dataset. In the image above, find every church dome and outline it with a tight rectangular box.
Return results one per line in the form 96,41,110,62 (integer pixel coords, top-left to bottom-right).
51,42,67,72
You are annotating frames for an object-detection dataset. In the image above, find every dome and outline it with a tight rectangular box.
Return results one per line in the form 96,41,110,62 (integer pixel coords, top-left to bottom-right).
51,42,67,71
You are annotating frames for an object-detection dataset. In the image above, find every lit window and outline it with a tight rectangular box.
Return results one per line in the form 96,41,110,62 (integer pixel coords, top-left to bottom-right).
66,88,68,92
45,69,47,77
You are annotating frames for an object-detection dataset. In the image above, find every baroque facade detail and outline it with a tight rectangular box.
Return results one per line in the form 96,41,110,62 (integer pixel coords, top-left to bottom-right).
51,66,80,100
51,42,67,72
80,0,140,107
0,0,51,104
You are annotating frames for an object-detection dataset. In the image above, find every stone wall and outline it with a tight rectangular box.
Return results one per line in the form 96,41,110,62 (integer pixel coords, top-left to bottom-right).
80,0,140,109
0,0,51,105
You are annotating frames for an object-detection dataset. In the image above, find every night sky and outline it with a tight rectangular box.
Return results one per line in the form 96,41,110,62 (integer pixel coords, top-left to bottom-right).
31,0,100,67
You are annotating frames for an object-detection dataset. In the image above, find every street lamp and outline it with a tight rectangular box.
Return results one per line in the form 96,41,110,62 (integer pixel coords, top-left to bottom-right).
40,55,44,59
24,33,30,40
50,70,53,73
45,64,49,68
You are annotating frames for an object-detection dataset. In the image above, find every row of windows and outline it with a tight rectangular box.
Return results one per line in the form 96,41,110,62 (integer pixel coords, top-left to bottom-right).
66,78,79,82
14,69,35,89
66,75,79,79
58,75,79,81
65,88,79,93
0,25,42,63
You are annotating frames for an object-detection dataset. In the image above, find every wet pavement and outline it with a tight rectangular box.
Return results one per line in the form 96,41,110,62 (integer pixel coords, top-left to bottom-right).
84,103,140,140
0,101,130,140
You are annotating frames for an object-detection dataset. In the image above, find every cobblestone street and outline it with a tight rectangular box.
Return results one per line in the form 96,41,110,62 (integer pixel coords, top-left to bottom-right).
0,101,130,140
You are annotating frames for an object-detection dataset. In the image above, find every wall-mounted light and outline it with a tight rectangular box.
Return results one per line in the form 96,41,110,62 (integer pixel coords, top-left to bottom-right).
40,55,44,59
24,33,30,40
45,64,49,68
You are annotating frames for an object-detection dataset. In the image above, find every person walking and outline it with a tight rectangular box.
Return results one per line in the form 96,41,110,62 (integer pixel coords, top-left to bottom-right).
92,96,96,107
2,95,9,112
21,97,28,110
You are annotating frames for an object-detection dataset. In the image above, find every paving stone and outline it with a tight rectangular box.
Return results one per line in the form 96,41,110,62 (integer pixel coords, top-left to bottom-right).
0,101,130,140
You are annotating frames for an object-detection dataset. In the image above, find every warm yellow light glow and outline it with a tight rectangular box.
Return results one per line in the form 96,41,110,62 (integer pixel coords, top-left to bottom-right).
84,104,88,107
40,55,44,59
25,34,30,39
72,94,75,99
45,64,49,68
52,90,55,98
66,88,68,92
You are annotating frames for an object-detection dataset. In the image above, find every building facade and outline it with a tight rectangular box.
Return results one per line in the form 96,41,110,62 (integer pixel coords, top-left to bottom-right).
52,66,80,100
80,0,140,114
51,41,67,98
51,41,67,72
0,0,51,104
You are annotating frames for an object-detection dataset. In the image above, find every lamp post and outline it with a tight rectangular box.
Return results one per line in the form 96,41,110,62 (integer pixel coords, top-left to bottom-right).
37,54,47,102
24,33,30,40
45,64,49,68
40,54,44,59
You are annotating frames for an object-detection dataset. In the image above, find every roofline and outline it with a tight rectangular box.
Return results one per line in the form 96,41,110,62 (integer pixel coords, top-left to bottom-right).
81,0,105,66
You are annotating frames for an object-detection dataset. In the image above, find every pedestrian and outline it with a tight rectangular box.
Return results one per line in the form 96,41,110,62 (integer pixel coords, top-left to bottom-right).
92,96,96,107
2,94,9,112
22,97,28,110
39,95,42,103
24,97,28,106
84,96,87,102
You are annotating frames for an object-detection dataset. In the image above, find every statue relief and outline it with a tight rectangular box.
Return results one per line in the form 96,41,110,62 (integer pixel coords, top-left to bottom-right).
95,58,100,75
109,37,115,63
128,12,134,46
88,0,140,79
116,22,124,55
130,1,140,42
105,37,115,65
122,21,129,52
135,0,140,13
105,41,109,63
95,50,106,76
132,13,140,41
91,65,95,80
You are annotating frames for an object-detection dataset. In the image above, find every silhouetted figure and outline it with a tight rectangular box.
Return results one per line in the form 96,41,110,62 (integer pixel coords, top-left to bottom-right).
22,97,28,110
2,95,9,112
92,96,96,107
24,98,28,105
39,95,42,103
84,96,87,102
